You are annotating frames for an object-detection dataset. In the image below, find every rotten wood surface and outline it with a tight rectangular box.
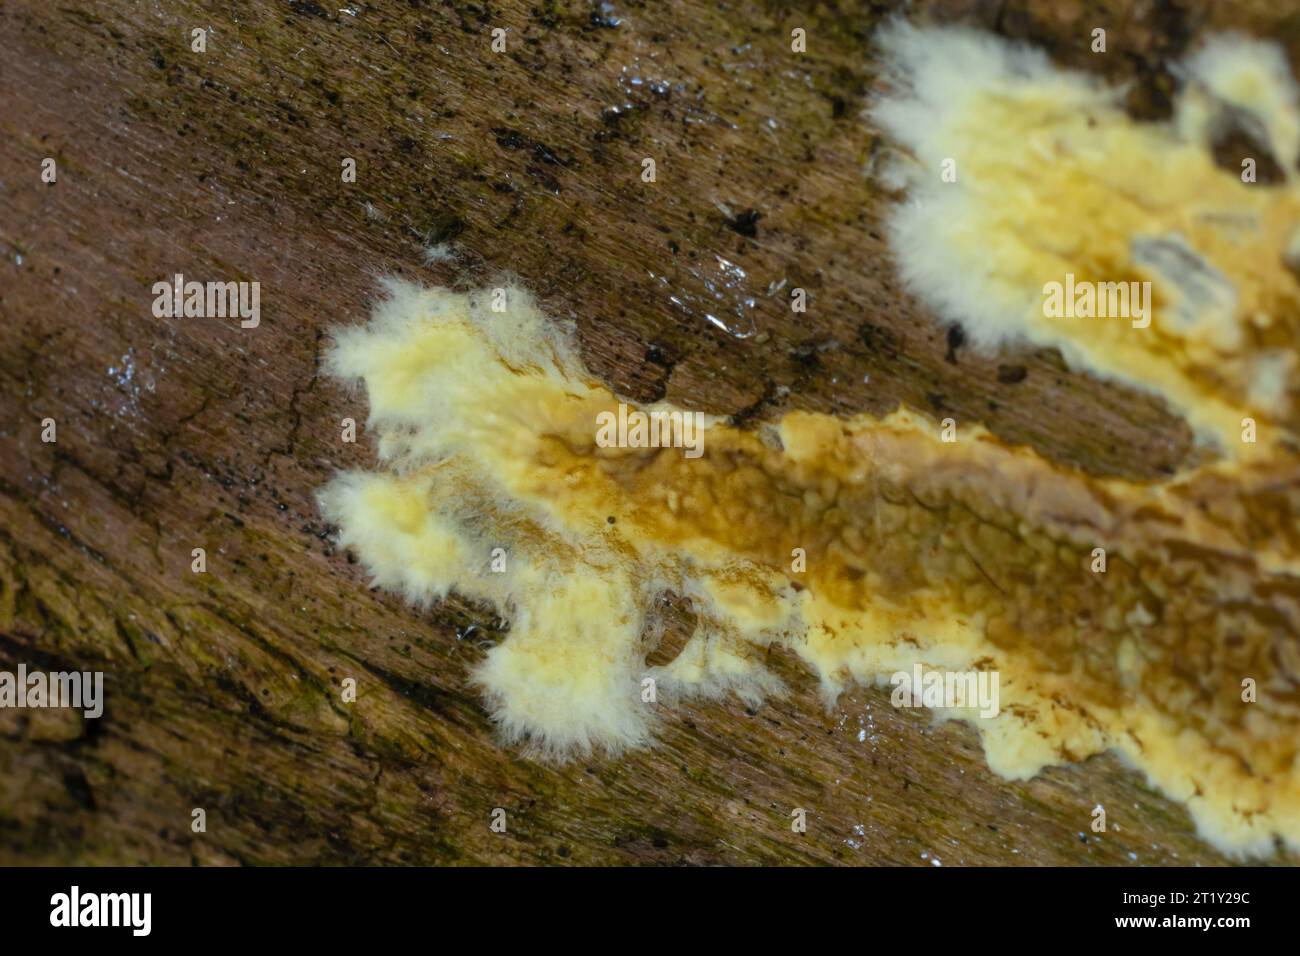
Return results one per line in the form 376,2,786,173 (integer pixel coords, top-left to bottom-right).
2,0,1297,865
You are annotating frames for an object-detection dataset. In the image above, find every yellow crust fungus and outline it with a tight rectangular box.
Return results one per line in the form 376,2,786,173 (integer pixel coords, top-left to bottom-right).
319,25,1300,858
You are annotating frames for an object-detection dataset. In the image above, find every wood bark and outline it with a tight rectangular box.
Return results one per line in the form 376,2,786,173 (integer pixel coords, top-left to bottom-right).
2,0,1295,865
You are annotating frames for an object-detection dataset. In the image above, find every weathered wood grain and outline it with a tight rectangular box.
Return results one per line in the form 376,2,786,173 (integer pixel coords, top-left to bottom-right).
2,0,1296,865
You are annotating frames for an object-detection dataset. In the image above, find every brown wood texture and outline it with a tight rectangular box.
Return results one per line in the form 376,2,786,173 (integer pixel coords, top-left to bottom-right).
2,0,1298,865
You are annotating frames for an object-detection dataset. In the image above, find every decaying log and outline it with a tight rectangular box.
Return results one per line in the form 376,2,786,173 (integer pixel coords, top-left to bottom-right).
2,0,1297,864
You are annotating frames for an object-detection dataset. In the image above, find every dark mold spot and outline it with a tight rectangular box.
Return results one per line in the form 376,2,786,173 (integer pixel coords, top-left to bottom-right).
724,208,762,238
491,127,571,166
945,325,966,364
288,0,330,18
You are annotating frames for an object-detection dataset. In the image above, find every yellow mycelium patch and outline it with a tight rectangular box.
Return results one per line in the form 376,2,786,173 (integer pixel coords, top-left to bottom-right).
323,278,1300,858
871,23,1300,455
